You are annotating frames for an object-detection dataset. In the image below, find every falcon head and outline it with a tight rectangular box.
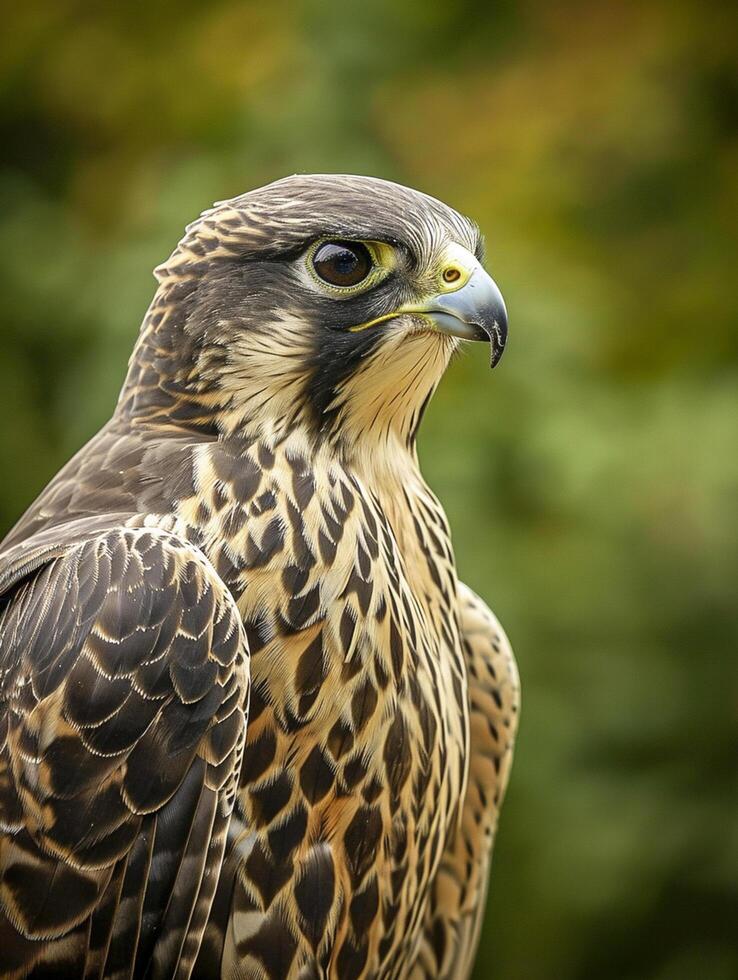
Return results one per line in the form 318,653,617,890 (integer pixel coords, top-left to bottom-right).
123,174,507,447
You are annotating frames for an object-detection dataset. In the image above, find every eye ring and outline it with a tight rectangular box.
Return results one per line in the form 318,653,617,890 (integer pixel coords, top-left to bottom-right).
311,240,374,289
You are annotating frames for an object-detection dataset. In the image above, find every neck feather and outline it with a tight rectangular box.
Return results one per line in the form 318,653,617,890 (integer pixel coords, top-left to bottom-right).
118,287,454,456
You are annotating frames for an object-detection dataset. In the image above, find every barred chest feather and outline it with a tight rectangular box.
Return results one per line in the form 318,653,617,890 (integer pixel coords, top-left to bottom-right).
174,430,471,979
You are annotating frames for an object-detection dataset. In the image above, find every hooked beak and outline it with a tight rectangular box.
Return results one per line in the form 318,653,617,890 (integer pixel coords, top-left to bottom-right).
413,265,508,367
346,248,508,368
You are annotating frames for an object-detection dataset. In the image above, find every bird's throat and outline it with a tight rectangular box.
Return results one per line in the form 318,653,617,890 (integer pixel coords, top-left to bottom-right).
321,330,455,453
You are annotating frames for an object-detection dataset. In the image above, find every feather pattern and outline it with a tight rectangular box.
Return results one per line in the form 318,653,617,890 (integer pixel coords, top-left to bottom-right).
0,174,517,979
0,527,249,978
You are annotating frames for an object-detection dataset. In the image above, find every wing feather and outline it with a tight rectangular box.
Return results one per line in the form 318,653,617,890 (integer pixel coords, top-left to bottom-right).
0,525,249,979
410,582,519,980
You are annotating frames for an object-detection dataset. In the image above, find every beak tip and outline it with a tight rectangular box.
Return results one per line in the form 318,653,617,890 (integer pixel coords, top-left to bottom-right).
488,316,507,368
457,268,508,368
476,290,507,367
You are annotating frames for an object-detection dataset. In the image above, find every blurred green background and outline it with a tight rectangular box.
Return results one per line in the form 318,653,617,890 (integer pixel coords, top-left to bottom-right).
1,2,737,977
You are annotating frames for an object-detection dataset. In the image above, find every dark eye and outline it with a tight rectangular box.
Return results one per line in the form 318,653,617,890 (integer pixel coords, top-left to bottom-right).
312,240,373,287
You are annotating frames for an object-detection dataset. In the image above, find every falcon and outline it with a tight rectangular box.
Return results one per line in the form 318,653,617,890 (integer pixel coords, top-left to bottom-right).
0,175,519,979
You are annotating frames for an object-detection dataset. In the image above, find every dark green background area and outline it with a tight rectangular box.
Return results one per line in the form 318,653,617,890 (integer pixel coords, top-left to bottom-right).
1,2,736,977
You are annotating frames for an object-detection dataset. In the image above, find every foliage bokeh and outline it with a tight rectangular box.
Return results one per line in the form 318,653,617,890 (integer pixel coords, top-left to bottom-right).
1,2,736,977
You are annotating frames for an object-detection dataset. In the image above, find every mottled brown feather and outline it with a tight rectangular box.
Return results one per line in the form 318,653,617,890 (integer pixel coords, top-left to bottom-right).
0,527,249,978
0,174,517,979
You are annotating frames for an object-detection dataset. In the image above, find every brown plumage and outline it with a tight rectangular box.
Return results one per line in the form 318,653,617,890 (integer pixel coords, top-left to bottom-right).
0,174,519,979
